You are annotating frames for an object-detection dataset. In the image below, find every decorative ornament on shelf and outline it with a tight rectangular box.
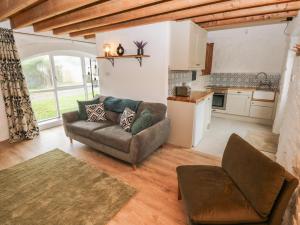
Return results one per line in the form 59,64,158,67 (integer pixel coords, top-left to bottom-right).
134,41,148,55
103,44,112,57
116,44,125,56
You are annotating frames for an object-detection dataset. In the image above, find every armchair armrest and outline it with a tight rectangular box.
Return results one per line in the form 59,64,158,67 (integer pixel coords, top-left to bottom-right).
62,111,80,124
130,118,170,164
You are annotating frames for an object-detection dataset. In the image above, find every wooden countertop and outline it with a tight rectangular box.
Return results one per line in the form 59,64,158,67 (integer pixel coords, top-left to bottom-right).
167,91,213,104
205,85,278,92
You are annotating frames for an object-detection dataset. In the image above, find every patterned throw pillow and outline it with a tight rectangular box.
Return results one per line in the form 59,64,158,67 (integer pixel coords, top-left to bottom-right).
120,107,136,132
85,103,106,122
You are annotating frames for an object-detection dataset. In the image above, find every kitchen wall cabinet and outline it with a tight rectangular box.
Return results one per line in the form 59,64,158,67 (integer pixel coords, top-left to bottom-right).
169,21,207,70
202,43,214,75
225,91,252,116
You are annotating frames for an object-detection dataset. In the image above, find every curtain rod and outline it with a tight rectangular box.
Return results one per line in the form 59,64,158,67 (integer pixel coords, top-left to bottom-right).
13,31,96,45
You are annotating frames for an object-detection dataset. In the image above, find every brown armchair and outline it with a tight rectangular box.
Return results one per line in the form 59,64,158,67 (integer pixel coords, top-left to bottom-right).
177,134,298,225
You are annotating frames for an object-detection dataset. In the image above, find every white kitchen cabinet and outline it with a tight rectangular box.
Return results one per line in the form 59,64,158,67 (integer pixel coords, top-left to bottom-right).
167,93,213,148
250,101,274,119
225,91,251,116
204,95,212,129
169,21,207,70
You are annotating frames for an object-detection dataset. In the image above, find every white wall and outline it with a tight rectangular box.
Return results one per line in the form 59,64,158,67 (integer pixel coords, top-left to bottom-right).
96,22,170,104
208,23,289,73
0,21,97,142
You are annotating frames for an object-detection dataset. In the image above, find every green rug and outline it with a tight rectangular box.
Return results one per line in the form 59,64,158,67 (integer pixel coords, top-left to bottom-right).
0,149,136,225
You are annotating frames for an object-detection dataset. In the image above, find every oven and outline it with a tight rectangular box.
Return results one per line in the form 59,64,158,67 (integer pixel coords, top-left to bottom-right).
212,91,227,110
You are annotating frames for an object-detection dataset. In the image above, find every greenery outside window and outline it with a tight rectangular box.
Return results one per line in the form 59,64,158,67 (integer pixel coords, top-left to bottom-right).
22,53,99,122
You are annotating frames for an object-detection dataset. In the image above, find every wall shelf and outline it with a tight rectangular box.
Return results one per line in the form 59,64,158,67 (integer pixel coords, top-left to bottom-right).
97,55,150,67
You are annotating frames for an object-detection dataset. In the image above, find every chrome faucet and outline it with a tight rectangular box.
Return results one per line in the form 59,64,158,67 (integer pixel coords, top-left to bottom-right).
256,72,272,89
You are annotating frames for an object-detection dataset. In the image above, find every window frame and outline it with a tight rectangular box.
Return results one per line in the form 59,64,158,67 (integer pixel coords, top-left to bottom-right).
22,51,98,124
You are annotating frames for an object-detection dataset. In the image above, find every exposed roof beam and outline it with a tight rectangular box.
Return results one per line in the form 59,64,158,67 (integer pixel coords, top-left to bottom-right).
70,0,299,37
53,0,223,35
10,0,102,29
192,2,300,23
33,0,164,32
84,34,96,39
0,0,40,21
200,11,298,29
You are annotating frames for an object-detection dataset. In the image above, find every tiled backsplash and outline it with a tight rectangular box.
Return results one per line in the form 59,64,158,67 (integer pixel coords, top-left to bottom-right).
168,71,281,96
209,73,281,89
168,71,192,96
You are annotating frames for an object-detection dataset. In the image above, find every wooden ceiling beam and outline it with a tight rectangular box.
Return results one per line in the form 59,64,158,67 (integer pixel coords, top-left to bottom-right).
84,34,96,39
0,0,40,21
69,0,299,37
10,0,102,29
53,0,223,35
192,2,300,23
33,0,164,32
200,11,298,29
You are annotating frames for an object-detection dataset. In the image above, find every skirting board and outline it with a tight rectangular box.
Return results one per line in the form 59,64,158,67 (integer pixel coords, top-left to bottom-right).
212,112,274,126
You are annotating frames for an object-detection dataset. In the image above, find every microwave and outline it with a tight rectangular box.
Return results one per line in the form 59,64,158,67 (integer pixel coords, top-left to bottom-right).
175,86,191,97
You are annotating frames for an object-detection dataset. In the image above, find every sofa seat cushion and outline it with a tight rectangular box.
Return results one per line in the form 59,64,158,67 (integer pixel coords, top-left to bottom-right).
91,125,132,153
67,120,114,138
177,165,266,225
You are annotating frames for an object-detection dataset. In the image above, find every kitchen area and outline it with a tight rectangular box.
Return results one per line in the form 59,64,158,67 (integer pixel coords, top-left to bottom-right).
167,21,283,158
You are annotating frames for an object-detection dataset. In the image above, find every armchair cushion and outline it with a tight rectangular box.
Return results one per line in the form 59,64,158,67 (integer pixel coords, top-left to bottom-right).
222,134,285,218
177,165,266,224
67,120,113,138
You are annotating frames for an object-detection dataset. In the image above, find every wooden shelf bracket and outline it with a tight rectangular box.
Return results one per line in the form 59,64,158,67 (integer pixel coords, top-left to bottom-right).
106,58,115,66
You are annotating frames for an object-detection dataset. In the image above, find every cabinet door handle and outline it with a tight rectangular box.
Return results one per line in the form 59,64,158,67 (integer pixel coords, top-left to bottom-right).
237,91,242,94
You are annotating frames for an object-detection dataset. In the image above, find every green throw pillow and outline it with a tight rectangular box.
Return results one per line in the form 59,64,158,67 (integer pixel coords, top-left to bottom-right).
131,109,153,135
77,97,100,120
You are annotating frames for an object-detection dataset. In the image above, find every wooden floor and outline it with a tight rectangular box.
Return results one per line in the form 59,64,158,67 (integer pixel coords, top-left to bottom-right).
0,126,220,225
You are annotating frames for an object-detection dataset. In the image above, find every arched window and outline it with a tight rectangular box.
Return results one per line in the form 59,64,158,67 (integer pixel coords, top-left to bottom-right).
22,53,99,122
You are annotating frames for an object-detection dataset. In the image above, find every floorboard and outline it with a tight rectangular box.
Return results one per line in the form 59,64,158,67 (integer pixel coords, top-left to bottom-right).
0,126,220,225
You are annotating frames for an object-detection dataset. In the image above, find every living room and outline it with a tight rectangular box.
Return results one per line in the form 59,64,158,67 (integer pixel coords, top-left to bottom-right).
0,1,300,225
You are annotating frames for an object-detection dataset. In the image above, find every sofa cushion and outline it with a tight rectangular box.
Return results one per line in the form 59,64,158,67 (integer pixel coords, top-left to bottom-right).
91,125,132,153
67,120,113,138
105,110,120,124
136,102,166,124
77,97,100,120
131,109,153,135
120,107,136,132
86,103,107,122
177,165,266,224
222,134,285,218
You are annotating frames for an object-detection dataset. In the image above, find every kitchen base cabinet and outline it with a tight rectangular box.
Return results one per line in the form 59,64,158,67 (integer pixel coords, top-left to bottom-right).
225,91,252,116
167,93,213,148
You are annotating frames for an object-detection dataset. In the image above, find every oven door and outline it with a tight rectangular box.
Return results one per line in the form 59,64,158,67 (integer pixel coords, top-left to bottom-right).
212,93,227,110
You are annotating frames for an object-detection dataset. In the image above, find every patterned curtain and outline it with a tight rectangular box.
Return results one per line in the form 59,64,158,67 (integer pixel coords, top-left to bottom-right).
0,28,39,143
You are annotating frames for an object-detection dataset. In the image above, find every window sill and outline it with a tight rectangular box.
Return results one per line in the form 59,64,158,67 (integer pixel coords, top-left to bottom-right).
39,118,62,131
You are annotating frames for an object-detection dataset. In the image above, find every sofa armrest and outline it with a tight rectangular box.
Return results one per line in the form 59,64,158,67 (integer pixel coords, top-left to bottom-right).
62,111,80,137
130,118,170,164
62,111,80,124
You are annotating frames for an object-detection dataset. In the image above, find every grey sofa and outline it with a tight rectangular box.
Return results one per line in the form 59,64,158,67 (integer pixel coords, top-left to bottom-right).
62,96,170,168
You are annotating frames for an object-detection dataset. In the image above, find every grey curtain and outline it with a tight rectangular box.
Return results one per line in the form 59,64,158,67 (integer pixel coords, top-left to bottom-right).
0,28,39,143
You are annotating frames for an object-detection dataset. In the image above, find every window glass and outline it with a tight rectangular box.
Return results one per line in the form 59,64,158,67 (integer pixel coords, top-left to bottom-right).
58,88,86,114
22,55,53,91
30,91,58,121
85,57,100,99
54,56,83,87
